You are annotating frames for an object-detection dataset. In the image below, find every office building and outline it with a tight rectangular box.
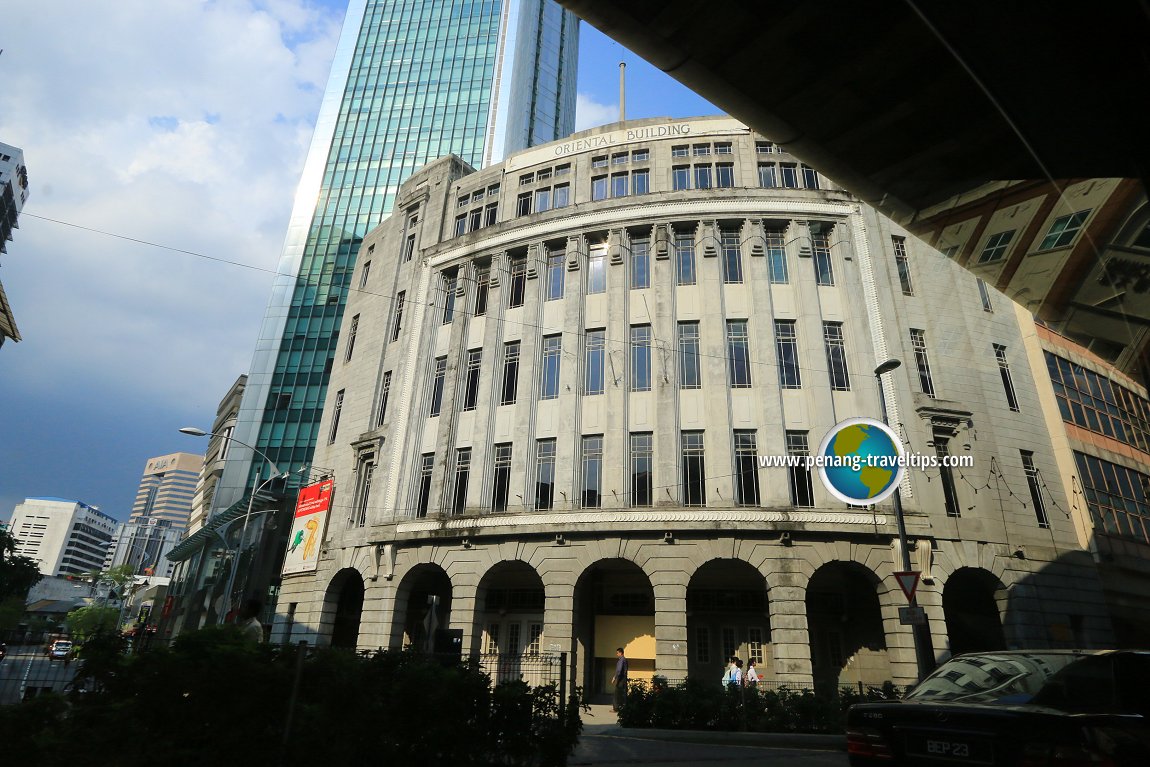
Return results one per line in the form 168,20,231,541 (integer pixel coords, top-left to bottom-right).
8,498,117,577
0,141,30,348
105,453,201,578
166,0,578,635
186,374,247,537
273,117,1116,692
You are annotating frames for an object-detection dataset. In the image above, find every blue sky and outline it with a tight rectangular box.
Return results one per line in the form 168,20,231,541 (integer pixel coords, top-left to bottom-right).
0,1,717,524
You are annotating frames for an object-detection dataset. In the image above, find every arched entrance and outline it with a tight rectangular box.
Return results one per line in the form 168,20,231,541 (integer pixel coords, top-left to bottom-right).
943,567,1006,656
806,561,889,693
574,559,655,699
474,561,546,684
686,559,770,683
326,568,365,650
393,563,453,652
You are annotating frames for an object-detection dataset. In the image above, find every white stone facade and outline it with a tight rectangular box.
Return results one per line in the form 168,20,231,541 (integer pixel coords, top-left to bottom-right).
272,118,1113,691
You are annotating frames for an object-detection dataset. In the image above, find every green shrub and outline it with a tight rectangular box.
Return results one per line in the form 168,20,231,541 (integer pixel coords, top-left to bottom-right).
0,628,583,767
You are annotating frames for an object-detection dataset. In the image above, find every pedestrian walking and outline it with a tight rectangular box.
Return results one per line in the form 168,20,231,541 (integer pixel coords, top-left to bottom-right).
745,660,760,689
611,647,629,712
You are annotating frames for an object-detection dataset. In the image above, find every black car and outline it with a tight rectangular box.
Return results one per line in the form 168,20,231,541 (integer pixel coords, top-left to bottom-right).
847,650,1150,766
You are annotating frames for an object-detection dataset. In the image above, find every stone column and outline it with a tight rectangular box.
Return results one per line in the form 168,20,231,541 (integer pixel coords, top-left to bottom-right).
651,575,689,682
766,573,814,687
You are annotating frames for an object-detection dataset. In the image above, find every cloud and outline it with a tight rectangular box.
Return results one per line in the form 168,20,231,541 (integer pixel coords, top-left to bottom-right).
0,0,343,518
575,93,620,132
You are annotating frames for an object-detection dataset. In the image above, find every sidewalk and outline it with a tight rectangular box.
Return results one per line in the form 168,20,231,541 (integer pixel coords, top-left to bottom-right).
579,703,847,752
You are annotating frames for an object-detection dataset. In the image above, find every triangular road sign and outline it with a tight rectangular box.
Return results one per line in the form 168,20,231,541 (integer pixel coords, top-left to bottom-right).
894,571,920,602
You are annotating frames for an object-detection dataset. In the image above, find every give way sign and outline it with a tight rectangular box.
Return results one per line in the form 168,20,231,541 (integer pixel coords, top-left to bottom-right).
893,571,920,602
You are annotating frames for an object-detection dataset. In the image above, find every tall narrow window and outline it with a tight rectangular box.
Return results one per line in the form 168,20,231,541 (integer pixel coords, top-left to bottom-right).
545,251,564,301
501,341,520,405
591,176,607,201
353,456,374,527
535,187,551,213
910,329,936,397
775,320,801,389
801,164,820,189
694,164,712,189
403,233,416,262
734,430,760,506
893,236,913,295
682,431,706,507
632,169,649,195
359,260,371,288
786,431,815,507
765,227,788,283
611,172,628,197
823,322,850,391
344,314,359,362
678,321,702,389
721,228,743,284
581,435,603,508
508,256,526,308
452,448,470,515
492,444,512,512
675,233,696,285
780,163,798,188
977,278,993,312
475,265,490,316
587,244,607,294
328,389,344,444
933,433,960,517
483,203,498,227
462,349,482,411
631,325,652,392
468,207,482,232
1021,451,1050,528
416,454,433,518
516,192,532,217
812,230,834,286
672,165,690,191
630,433,653,507
535,439,556,510
584,329,605,395
630,238,650,289
429,357,446,417
758,163,777,188
995,344,1020,412
540,335,562,400
727,320,752,388
553,183,569,208
715,163,735,188
375,370,392,428
442,274,457,323
390,291,405,342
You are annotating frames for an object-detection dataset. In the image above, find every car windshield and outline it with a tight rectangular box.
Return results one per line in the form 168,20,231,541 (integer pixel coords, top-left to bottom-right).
904,652,1087,704
54,642,72,649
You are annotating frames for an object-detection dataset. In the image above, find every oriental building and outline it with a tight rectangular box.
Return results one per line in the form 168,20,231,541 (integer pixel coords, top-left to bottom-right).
273,116,1116,693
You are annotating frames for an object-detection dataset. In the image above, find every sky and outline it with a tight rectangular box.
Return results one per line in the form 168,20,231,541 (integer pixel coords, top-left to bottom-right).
0,1,717,524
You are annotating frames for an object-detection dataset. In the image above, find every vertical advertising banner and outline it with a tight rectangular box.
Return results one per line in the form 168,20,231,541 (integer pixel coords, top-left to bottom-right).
281,479,334,575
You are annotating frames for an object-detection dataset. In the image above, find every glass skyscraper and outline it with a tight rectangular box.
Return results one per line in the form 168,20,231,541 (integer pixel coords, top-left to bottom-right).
165,0,577,634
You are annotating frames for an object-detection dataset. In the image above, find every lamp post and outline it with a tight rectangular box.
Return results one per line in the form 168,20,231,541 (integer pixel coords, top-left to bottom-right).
179,427,287,623
873,360,932,682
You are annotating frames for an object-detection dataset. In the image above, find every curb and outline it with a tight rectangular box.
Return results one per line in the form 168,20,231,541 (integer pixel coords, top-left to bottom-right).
582,723,847,751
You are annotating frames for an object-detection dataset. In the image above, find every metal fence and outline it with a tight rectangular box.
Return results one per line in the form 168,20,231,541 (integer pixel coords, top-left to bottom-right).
472,652,567,688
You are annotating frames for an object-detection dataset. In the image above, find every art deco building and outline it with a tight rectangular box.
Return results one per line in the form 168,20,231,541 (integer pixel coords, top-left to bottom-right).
273,117,1122,693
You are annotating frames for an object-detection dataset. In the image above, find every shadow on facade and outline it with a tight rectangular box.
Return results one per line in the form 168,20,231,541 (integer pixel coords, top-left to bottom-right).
1001,547,1116,651
573,559,654,697
806,561,890,693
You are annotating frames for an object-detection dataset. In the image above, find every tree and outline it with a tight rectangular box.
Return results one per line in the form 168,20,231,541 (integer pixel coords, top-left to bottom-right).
0,526,42,602
65,605,120,644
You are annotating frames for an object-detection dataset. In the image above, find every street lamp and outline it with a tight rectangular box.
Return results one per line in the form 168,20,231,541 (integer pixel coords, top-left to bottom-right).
873,360,932,682
179,426,287,623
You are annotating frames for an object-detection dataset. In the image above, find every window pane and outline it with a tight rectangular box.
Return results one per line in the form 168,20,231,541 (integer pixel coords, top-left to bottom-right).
679,321,701,389
675,234,696,285
630,433,653,507
540,335,562,399
727,320,752,388
631,325,652,392
585,330,605,395
630,238,650,289
682,431,706,506
582,435,603,508
587,245,607,294
775,320,801,389
721,228,743,284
